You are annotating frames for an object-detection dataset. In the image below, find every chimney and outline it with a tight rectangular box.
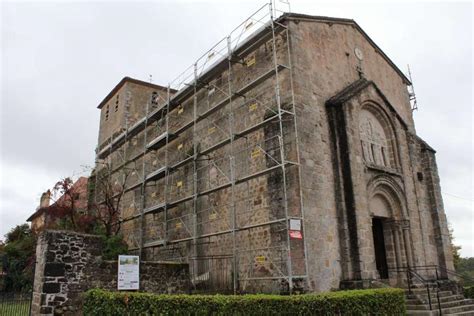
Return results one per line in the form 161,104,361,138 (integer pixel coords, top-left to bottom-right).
40,190,51,208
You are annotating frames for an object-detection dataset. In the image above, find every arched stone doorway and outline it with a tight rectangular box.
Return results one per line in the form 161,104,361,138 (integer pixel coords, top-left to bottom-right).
369,182,413,283
370,194,391,279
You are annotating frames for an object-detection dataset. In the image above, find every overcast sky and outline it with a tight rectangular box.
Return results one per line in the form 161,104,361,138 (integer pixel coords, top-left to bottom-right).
1,1,472,257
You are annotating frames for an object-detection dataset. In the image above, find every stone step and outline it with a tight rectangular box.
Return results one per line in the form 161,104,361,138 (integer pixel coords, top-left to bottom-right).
443,304,474,314
407,287,451,294
406,310,439,316
407,294,464,303
407,304,474,316
415,295,463,305
406,287,437,292
439,299,473,308
420,297,472,306
407,299,474,310
416,291,456,299
445,311,474,316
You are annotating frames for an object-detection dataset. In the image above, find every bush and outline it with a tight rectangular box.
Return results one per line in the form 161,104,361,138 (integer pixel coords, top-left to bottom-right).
100,234,128,260
465,286,474,299
1,224,36,292
83,288,406,315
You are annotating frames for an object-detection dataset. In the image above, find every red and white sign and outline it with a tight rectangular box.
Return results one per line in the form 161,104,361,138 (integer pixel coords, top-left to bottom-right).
289,230,303,239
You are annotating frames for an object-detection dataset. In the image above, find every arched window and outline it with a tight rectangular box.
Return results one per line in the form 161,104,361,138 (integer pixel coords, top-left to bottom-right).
359,107,394,168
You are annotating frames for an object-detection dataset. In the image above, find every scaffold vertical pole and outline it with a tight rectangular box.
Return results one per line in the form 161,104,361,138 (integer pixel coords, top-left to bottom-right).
269,0,293,293
283,18,310,289
139,98,151,258
192,63,199,271
227,35,238,294
164,85,171,246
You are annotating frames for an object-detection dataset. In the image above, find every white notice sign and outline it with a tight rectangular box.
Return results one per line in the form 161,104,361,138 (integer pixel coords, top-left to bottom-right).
289,219,301,231
118,255,139,290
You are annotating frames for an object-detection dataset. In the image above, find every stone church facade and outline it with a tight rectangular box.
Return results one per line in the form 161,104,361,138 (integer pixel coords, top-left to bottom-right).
93,12,454,293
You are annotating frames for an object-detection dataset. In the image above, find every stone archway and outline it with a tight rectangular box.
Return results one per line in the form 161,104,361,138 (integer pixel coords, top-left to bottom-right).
369,194,392,279
368,180,413,282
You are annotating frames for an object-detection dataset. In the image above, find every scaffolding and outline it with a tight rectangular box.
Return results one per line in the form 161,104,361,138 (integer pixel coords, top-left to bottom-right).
95,1,308,294
407,65,418,111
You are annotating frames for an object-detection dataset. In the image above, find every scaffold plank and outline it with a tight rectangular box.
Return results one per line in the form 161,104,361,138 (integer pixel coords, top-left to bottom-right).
96,144,111,159
235,162,294,184
143,202,166,214
232,21,285,59
145,166,167,182
200,138,232,156
167,195,194,208
120,213,141,223
127,116,147,139
170,156,194,171
143,239,165,248
146,132,176,150
198,182,232,196
126,180,143,191
173,120,194,135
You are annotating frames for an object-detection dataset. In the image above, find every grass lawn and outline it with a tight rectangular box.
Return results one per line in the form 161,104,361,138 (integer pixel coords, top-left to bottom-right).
0,299,31,316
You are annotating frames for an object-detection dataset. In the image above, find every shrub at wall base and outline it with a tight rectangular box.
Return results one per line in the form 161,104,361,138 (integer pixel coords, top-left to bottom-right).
83,288,406,315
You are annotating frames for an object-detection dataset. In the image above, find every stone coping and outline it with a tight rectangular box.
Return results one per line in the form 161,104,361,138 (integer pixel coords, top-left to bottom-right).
41,229,103,238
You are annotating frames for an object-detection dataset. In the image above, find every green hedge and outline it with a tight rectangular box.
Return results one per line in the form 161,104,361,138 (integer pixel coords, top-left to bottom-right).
83,288,405,315
465,286,474,299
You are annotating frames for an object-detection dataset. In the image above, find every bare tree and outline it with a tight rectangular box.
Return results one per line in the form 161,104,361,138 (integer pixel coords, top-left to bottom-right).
90,162,132,237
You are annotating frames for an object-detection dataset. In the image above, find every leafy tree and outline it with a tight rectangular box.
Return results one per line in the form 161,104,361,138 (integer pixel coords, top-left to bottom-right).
51,177,77,228
448,223,462,270
457,257,474,286
452,244,462,270
447,223,474,286
101,234,128,260
0,224,36,292
47,177,95,233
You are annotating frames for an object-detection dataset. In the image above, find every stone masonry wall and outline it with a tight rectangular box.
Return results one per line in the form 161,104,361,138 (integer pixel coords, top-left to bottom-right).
31,230,190,316
288,17,453,291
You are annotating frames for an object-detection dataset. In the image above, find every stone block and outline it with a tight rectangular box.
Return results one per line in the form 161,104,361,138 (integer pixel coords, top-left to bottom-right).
43,282,60,293
39,306,53,314
44,262,65,277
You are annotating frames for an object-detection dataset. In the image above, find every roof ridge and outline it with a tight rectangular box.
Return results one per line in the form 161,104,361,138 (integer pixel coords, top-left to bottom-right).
97,77,172,109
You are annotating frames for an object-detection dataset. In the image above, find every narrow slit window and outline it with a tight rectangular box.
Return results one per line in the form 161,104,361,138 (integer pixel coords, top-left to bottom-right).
361,140,367,161
370,144,376,164
151,92,159,105
381,147,388,167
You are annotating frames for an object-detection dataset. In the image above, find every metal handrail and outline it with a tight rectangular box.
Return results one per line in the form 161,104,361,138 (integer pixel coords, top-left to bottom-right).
438,266,474,284
390,266,441,314
411,269,437,312
390,264,474,315
397,264,474,281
